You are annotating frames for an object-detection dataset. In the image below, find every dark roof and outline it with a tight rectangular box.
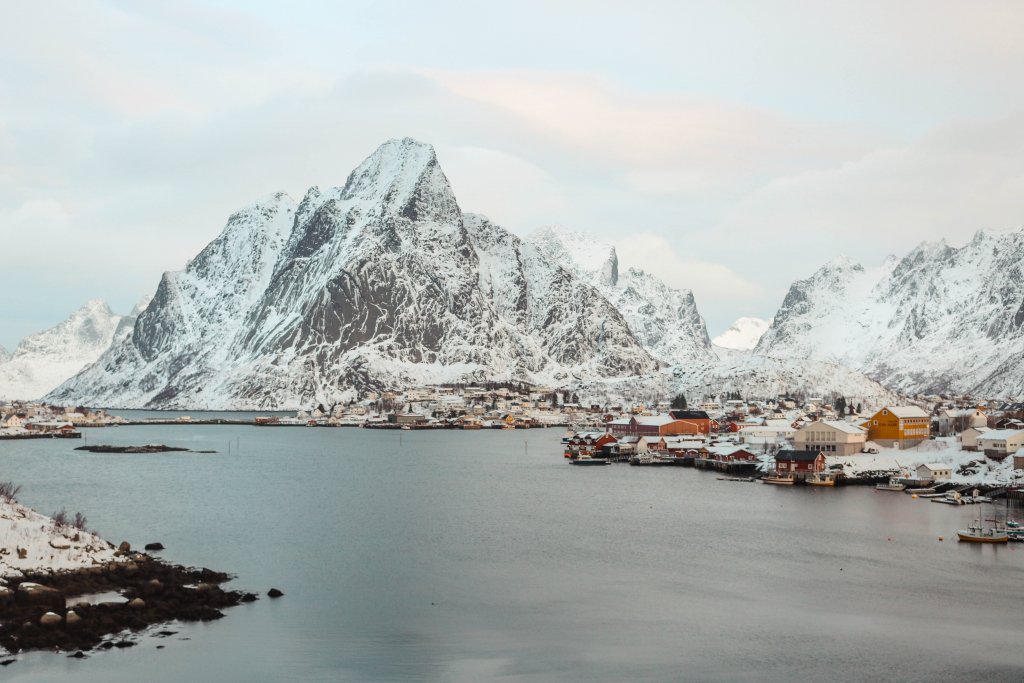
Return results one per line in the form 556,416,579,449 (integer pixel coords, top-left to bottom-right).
669,410,711,421
775,449,823,461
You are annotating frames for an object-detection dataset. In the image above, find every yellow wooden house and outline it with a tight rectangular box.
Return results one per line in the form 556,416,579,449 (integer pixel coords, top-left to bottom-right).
863,406,930,448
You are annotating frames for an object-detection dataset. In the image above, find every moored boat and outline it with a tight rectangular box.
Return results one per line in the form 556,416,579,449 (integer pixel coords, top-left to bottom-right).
957,520,1008,543
762,472,795,485
806,472,837,487
569,455,610,466
876,477,906,491
957,500,1009,543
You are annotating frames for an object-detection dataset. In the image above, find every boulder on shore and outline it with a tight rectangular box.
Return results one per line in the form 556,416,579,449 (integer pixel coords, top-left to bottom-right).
16,583,65,610
144,542,165,551
39,612,62,626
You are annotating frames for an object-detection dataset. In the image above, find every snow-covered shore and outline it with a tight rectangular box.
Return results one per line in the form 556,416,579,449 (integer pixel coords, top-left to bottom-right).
0,498,122,579
827,437,1024,486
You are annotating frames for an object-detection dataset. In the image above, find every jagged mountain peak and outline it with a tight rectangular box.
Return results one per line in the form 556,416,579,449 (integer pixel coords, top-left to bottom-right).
0,300,130,400
757,224,1024,396
526,226,712,367
817,254,863,276
50,139,664,409
339,137,458,221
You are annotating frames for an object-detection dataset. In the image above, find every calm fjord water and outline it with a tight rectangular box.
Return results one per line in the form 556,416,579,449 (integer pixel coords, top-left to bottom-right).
3,420,1023,682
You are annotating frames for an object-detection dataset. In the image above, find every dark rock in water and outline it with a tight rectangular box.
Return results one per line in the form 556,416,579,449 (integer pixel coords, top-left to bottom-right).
68,651,86,659
0,658,15,666
267,588,284,598
113,640,135,648
156,645,165,649
75,445,190,454
240,592,258,603
145,542,165,551
99,642,114,650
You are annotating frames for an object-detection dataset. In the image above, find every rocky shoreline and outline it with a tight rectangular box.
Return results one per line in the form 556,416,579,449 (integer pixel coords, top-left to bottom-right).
0,547,257,655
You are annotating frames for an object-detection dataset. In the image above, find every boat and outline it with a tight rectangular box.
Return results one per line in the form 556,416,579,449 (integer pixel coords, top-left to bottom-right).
569,455,610,466
629,454,673,466
931,491,965,505
717,476,756,482
876,477,906,491
806,472,838,487
905,487,936,495
762,472,795,485
957,505,1008,543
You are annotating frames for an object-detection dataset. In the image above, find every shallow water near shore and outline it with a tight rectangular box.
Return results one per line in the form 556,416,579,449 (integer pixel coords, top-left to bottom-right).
2,416,1023,682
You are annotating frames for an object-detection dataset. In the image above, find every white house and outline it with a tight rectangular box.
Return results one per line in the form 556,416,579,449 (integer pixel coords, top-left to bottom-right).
960,426,991,451
977,429,1024,460
916,463,952,482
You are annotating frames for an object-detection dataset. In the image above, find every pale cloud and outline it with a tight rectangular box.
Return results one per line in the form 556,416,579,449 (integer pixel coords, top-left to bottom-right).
611,232,771,315
721,112,1024,273
430,70,885,195
439,146,569,228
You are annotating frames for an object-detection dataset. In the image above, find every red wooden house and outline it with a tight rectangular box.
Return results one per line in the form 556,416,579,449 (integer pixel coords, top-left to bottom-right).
774,449,826,473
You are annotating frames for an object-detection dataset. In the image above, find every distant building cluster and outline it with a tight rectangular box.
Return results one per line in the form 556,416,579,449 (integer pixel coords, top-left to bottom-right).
0,402,125,439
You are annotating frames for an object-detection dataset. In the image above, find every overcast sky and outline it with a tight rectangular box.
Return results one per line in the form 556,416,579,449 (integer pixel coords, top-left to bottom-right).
3,0,1024,350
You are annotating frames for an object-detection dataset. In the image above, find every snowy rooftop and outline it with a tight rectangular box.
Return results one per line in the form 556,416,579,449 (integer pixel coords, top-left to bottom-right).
822,420,867,434
884,406,929,418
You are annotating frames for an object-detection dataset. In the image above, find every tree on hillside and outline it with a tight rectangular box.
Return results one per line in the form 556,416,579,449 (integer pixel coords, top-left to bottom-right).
670,393,688,410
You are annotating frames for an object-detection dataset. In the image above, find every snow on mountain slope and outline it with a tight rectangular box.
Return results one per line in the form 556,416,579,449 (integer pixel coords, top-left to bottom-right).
50,139,658,409
712,317,769,350
0,346,9,364
527,226,715,366
571,354,897,410
756,230,1024,396
0,300,127,401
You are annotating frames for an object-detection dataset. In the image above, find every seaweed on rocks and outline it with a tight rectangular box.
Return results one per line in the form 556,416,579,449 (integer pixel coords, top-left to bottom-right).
0,554,255,654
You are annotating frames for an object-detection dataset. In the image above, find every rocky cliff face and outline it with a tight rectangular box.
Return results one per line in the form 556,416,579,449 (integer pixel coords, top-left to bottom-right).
0,301,128,401
756,230,1024,396
527,226,715,368
50,139,659,409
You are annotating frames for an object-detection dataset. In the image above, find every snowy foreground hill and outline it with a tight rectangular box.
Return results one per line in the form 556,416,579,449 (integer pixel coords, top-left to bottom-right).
756,230,1024,396
0,300,146,401
46,138,900,410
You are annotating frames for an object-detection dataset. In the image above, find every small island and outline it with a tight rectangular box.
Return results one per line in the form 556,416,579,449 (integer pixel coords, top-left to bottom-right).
74,445,202,454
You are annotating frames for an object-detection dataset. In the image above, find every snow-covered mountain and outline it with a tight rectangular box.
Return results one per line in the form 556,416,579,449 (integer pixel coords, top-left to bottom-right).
756,230,1024,397
0,345,9,364
0,300,128,401
712,317,769,351
527,226,715,366
50,139,659,409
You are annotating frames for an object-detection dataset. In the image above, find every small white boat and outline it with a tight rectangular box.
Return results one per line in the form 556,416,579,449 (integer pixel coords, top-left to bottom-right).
569,454,610,466
876,477,905,491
